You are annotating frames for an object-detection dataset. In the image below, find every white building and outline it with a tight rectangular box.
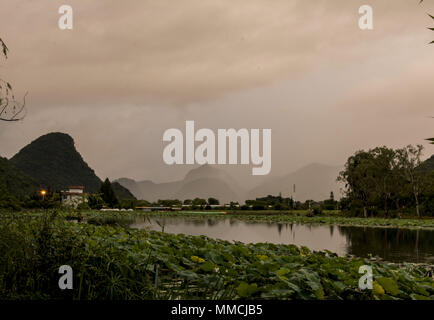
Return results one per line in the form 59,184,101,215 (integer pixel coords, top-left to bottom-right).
61,186,87,208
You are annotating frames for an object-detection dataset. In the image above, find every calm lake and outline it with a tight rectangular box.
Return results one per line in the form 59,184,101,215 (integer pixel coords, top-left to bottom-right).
130,216,434,264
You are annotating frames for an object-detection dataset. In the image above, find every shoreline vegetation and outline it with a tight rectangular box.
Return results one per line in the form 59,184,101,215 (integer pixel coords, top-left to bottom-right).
0,210,433,300
4,209,434,229
151,211,434,230
73,210,434,230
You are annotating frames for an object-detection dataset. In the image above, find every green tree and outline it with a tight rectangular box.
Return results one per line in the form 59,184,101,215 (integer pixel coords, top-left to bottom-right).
389,160,407,218
396,145,424,218
157,199,182,207
99,178,119,208
370,147,399,217
230,201,240,209
323,191,336,210
192,198,207,207
88,194,104,210
207,197,219,205
339,145,432,218
338,150,378,218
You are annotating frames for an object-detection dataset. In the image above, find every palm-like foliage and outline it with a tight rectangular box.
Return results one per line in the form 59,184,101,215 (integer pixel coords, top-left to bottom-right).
429,13,434,43
0,38,7,57
420,1,434,43
420,3,434,142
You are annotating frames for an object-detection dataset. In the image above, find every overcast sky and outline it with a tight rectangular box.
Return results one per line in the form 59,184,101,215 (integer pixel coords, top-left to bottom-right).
1,0,433,184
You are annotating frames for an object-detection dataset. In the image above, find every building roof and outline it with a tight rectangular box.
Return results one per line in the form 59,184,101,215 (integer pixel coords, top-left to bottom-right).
68,186,85,189
61,192,87,195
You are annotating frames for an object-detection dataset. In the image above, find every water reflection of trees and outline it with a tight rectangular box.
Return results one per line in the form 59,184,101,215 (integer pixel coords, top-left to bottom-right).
142,217,434,263
338,226,434,263
329,226,334,237
275,223,293,236
277,224,283,235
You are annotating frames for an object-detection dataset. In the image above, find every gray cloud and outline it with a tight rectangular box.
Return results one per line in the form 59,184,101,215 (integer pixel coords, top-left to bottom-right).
1,0,433,185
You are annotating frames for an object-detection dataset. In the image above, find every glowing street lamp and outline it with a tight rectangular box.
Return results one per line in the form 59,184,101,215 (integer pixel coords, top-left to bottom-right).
40,189,47,200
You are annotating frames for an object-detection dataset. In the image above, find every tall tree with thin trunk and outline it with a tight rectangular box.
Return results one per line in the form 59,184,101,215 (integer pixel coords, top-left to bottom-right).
396,145,424,218
99,178,119,208
371,147,398,217
338,150,377,218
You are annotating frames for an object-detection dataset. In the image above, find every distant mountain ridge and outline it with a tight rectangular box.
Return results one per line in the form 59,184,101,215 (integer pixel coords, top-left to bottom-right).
9,132,431,204
116,163,344,203
116,164,242,203
248,163,343,202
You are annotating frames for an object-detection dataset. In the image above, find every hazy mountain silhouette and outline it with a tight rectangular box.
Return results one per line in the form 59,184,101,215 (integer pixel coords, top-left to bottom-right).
248,163,343,202
116,163,343,203
10,132,432,204
116,164,242,203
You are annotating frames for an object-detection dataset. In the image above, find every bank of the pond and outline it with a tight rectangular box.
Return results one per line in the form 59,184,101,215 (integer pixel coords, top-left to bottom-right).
1,214,433,300
77,210,434,230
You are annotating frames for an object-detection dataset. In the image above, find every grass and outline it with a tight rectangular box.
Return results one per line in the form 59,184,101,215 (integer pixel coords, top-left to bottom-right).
0,210,433,300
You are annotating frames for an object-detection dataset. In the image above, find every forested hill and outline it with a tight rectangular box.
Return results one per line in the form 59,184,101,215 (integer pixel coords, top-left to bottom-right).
8,132,136,199
420,154,434,172
10,132,102,193
0,156,39,197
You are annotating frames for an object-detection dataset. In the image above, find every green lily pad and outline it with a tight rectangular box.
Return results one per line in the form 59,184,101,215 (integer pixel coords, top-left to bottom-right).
376,277,399,296
237,282,259,298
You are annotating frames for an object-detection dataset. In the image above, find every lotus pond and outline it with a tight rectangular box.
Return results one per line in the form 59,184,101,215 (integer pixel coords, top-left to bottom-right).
130,216,434,264
0,211,433,300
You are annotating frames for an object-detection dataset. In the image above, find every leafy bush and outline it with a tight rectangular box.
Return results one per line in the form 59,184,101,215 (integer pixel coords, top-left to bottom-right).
87,194,104,210
312,207,323,215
